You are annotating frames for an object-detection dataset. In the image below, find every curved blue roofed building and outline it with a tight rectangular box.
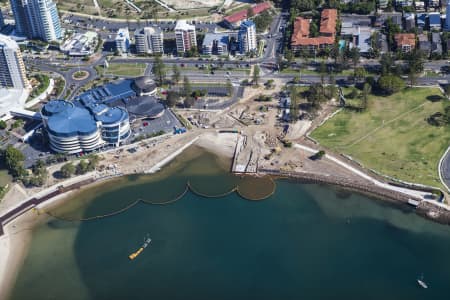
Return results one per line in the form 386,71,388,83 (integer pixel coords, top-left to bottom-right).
86,103,131,145
41,100,131,154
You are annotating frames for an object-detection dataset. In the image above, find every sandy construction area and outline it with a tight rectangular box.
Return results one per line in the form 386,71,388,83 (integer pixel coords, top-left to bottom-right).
164,0,224,9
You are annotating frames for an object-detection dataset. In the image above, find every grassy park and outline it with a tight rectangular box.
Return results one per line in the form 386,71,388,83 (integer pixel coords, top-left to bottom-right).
310,87,450,189
105,63,146,77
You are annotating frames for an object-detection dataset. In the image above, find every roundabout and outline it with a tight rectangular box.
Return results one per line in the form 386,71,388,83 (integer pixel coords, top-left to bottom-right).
71,70,90,81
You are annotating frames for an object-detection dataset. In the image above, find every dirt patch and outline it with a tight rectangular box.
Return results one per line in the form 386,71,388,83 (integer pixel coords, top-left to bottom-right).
164,0,223,9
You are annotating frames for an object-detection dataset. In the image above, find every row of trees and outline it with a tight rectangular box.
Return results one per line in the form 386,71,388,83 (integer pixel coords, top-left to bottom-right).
59,155,100,179
0,146,48,187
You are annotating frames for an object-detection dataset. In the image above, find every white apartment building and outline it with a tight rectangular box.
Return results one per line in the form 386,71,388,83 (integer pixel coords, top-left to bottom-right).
134,27,164,54
0,34,29,89
238,20,257,54
115,28,130,53
175,20,197,53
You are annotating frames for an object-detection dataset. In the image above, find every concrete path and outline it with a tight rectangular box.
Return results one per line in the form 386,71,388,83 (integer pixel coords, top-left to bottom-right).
294,143,431,200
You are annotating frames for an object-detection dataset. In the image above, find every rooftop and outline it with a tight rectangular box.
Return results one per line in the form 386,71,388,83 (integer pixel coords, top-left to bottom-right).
0,33,19,50
202,33,229,46
224,2,271,24
319,9,337,36
291,15,334,47
175,20,195,31
42,100,99,138
394,33,416,46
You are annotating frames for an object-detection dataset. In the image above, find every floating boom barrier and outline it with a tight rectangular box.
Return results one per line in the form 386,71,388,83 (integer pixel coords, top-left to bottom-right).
41,177,277,222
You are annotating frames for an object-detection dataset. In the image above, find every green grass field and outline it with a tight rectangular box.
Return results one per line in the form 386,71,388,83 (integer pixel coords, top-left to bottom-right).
106,63,146,77
310,87,450,189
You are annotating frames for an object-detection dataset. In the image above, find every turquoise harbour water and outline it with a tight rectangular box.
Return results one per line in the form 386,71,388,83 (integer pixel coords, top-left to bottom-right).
10,148,450,300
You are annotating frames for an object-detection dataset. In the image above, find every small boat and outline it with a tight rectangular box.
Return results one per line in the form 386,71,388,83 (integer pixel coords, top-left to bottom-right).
129,235,152,260
417,274,428,289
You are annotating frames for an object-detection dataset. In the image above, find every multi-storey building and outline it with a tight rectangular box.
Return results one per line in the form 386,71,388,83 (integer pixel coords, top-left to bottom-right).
238,20,257,54
394,33,416,53
9,0,62,42
0,34,29,89
291,9,337,54
134,27,164,55
175,20,197,53
0,9,5,28
41,99,131,154
115,27,130,53
446,0,450,31
202,33,229,55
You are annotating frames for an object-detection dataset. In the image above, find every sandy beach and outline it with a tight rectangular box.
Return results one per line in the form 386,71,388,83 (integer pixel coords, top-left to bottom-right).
1,127,450,299
0,130,237,299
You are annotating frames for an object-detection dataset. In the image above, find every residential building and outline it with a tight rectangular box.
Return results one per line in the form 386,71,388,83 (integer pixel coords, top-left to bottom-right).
341,22,372,55
431,32,442,55
0,34,28,89
223,2,271,28
378,0,389,8
428,12,441,30
428,0,440,8
446,0,450,30
414,1,425,11
134,27,164,55
0,9,4,28
417,13,426,28
418,33,430,55
238,20,257,54
175,20,197,53
115,28,130,53
202,33,229,55
394,33,416,53
60,31,98,56
319,9,337,37
9,0,62,42
395,0,413,6
291,9,337,54
403,13,415,31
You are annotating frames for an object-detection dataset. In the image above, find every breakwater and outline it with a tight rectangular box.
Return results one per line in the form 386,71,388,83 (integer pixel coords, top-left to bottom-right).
259,168,450,224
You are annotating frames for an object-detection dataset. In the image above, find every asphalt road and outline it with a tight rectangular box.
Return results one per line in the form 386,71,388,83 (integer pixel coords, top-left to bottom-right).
440,148,450,191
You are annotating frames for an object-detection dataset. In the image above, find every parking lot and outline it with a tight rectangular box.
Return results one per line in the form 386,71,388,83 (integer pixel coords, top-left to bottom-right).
130,108,182,140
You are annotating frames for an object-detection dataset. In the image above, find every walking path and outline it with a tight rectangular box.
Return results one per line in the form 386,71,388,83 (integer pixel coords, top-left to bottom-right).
294,143,432,201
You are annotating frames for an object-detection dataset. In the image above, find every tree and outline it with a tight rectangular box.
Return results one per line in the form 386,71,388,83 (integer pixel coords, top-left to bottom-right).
0,120,6,130
285,49,294,63
153,56,166,85
183,97,195,108
182,76,192,98
444,85,450,99
380,53,395,75
171,64,180,85
60,163,75,178
354,67,367,83
319,62,327,87
348,47,360,67
378,75,405,95
32,159,47,177
247,7,254,18
3,145,26,178
361,83,371,110
166,91,179,107
253,65,260,85
226,79,233,96
76,160,90,175
406,49,424,87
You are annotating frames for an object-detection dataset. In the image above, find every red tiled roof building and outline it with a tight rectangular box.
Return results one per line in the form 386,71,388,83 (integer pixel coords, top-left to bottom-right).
223,2,271,28
291,9,337,54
